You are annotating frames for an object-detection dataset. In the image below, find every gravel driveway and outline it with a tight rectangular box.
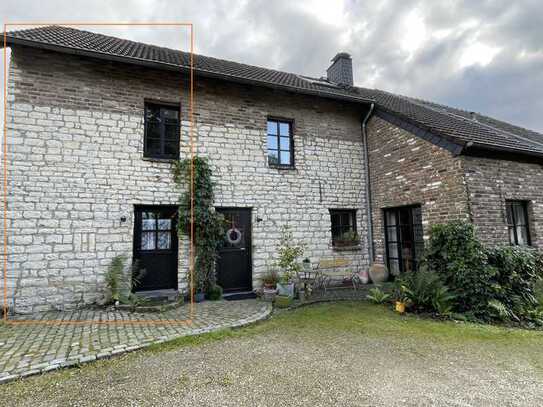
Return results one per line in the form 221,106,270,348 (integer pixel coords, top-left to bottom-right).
1,302,542,406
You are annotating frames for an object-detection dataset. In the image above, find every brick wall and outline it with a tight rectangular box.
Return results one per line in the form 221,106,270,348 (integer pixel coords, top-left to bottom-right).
366,114,470,264
463,155,543,249
3,46,370,313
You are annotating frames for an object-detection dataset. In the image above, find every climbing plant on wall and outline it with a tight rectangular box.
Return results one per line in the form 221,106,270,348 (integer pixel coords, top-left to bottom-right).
173,157,225,294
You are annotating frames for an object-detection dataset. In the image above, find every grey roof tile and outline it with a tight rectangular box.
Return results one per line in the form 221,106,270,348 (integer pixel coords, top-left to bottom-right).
3,25,543,158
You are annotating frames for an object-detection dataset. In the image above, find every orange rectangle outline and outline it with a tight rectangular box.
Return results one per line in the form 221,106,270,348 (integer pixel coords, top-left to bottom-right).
3,22,197,326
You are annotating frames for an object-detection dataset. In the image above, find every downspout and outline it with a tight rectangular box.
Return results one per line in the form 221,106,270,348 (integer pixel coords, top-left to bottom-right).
362,103,375,264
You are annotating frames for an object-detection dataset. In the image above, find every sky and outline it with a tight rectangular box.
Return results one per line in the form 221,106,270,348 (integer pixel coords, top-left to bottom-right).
1,0,543,136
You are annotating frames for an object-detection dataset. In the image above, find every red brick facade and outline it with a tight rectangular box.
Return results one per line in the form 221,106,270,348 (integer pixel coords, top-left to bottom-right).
366,113,543,270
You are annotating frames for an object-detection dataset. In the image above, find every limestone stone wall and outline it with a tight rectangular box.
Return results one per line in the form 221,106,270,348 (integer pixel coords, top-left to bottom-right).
2,46,369,313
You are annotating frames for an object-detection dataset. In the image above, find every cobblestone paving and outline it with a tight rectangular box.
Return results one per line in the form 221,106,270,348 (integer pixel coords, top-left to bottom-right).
0,299,271,384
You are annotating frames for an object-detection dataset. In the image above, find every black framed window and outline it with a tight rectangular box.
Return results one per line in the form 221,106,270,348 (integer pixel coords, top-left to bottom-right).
267,119,294,167
383,205,424,276
329,209,357,245
140,210,174,251
506,201,531,246
144,102,180,159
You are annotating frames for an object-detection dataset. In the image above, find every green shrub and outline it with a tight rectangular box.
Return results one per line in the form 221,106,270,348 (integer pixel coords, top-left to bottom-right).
486,246,543,321
366,287,390,304
206,284,223,301
425,221,543,323
425,221,495,316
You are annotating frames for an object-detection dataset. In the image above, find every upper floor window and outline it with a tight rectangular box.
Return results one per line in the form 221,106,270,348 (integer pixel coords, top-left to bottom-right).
506,200,531,246
267,118,294,168
329,209,358,247
144,102,180,159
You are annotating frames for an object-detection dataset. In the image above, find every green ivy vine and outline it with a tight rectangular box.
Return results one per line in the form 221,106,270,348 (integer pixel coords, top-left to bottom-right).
173,157,225,294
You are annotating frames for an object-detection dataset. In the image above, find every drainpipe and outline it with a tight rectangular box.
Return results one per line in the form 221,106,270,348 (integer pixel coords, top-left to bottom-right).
362,103,375,264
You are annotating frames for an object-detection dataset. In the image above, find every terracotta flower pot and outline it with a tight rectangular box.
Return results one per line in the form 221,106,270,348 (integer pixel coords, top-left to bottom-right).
369,264,389,284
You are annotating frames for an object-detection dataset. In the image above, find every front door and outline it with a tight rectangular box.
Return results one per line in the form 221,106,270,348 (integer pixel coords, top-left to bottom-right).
133,206,178,291
216,208,252,293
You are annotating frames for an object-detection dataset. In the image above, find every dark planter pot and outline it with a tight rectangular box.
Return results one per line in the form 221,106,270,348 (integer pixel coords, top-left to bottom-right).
194,292,206,303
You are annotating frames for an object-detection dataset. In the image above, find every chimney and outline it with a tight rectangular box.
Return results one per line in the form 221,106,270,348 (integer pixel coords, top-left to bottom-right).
327,52,353,86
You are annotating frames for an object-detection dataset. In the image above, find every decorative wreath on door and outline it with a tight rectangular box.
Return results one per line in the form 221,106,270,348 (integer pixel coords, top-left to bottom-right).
226,218,242,245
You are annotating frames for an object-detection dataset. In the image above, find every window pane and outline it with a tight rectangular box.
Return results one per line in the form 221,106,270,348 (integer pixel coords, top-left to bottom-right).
164,140,178,157
157,231,171,250
268,150,279,165
517,226,528,246
386,226,397,243
142,213,156,230
145,105,160,120
141,231,155,250
162,108,179,120
146,137,161,155
280,136,290,150
280,151,291,165
267,135,278,150
158,218,171,230
164,124,178,140
508,227,516,245
387,242,399,259
513,204,527,226
506,204,514,226
389,260,400,276
279,122,290,136
267,121,277,135
386,211,397,226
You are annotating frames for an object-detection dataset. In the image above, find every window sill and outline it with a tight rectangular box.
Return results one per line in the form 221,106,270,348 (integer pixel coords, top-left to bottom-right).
269,165,296,171
142,156,178,163
332,245,362,252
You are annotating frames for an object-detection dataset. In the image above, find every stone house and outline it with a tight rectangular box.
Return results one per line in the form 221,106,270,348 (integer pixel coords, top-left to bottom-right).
2,26,542,313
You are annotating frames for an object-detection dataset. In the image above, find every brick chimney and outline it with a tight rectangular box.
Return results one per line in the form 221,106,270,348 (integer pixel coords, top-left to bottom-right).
327,52,353,86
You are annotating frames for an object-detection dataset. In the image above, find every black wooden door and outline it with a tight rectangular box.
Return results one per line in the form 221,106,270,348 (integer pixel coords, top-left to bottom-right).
133,206,178,291
216,208,252,293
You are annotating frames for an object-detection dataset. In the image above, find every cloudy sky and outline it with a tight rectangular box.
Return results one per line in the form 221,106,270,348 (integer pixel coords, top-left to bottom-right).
1,0,542,134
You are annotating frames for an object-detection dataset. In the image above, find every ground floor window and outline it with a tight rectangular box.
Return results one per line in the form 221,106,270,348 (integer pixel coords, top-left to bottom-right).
506,200,531,246
383,205,424,276
329,209,357,246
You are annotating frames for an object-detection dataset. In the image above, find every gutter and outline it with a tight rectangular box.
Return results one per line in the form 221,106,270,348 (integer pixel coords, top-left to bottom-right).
361,103,375,264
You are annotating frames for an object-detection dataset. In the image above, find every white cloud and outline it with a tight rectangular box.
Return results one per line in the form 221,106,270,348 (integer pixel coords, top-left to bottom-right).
458,42,501,69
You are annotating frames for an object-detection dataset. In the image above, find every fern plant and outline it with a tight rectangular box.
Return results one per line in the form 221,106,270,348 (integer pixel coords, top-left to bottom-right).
366,287,391,304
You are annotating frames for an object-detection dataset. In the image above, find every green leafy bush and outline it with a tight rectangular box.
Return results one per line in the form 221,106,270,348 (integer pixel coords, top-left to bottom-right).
366,287,391,304
206,284,223,301
425,221,543,323
486,246,543,321
425,222,495,315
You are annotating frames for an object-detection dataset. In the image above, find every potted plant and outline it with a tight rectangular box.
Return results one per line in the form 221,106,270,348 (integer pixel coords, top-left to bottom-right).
334,230,361,248
206,284,223,301
261,269,279,301
276,226,306,298
393,280,410,314
275,294,293,308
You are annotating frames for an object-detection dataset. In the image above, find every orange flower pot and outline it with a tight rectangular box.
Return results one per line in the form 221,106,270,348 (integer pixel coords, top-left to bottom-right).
395,301,406,314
